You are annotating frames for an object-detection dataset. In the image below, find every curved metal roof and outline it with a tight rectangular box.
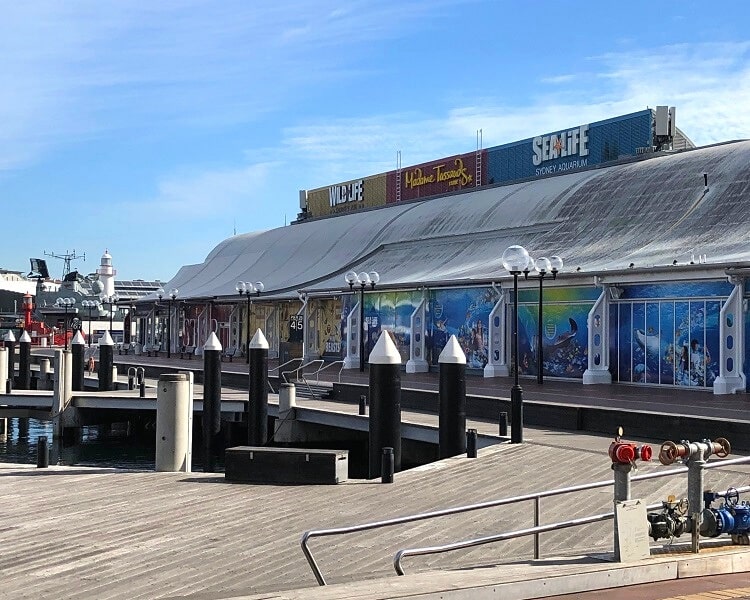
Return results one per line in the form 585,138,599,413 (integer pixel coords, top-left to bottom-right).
163,140,750,301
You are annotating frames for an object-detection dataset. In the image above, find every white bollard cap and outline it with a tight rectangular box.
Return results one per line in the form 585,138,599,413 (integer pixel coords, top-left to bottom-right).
204,331,222,351
20,330,32,343
98,331,114,346
369,330,401,365
439,335,466,364
249,328,269,350
71,331,85,345
3,331,15,342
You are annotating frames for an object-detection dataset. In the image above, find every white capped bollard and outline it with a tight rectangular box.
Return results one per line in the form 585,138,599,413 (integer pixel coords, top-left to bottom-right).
156,373,192,472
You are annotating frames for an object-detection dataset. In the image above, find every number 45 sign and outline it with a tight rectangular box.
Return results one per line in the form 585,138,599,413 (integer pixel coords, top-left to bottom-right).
289,315,304,342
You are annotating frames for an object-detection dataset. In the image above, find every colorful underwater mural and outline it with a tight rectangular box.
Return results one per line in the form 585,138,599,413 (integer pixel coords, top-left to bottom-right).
613,299,720,387
341,291,423,362
516,301,591,378
430,287,496,368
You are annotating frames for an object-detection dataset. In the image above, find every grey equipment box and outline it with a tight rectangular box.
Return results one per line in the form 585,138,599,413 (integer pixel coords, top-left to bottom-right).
225,446,348,484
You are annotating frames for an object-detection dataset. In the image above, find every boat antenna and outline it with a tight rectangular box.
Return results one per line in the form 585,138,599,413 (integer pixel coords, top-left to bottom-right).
44,249,86,279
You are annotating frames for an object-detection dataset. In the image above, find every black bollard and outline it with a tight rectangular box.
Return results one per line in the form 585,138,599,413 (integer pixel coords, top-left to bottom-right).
139,380,146,398
499,411,508,437
98,331,114,391
4,331,16,388
203,332,222,472
359,394,367,415
368,332,402,479
247,328,269,446
438,335,467,459
381,447,394,483
467,429,477,458
6,379,11,394
18,331,31,390
128,372,135,390
70,331,85,392
37,436,49,468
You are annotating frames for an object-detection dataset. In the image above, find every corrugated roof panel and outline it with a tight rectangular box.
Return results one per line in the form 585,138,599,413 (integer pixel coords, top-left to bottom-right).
153,141,750,301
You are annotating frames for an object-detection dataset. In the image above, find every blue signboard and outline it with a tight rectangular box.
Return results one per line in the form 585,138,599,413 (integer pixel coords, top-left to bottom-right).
485,109,653,185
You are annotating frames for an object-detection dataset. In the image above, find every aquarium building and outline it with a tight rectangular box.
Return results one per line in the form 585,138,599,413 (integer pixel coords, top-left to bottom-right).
137,107,750,394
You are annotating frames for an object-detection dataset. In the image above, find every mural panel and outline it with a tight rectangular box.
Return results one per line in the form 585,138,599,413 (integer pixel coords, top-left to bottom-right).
612,293,722,388
516,301,591,378
430,287,495,368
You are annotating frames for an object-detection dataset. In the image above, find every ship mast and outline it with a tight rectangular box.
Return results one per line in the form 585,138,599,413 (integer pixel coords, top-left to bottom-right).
44,249,86,279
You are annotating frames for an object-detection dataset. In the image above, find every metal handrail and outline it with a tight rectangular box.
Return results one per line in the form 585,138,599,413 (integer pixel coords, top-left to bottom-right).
300,454,750,586
395,480,750,575
269,358,301,378
300,361,346,398
282,359,323,384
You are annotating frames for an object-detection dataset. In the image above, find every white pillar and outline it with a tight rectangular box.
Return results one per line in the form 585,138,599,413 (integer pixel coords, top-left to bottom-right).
303,303,320,361
583,287,612,384
0,347,7,392
484,291,509,377
343,300,361,369
714,278,746,394
155,373,193,472
406,297,429,373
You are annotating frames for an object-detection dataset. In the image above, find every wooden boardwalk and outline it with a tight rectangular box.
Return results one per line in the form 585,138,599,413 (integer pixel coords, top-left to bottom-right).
1,428,749,599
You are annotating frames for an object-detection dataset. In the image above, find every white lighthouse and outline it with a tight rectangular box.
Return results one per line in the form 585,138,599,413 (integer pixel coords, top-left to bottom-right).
96,249,116,298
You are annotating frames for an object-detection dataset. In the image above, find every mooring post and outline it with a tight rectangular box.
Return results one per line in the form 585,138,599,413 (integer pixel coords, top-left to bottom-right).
71,331,86,392
155,373,192,472
381,447,394,483
368,331,402,479
466,429,478,458
438,334,467,459
3,331,16,391
98,331,114,391
202,332,222,472
36,436,49,468
247,328,269,446
17,331,31,390
39,357,50,389
499,411,508,437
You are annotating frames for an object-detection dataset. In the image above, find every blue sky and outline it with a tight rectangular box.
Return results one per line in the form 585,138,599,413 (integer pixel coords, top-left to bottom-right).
1,0,749,282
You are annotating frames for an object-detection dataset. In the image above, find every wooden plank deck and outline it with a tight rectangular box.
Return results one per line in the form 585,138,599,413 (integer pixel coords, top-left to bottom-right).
1,428,749,600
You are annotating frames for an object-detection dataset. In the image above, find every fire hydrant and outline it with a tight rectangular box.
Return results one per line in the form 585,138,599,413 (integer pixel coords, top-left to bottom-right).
658,437,731,552
609,428,652,503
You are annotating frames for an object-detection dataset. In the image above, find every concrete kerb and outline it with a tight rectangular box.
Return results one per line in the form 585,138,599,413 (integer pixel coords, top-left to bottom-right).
226,546,750,600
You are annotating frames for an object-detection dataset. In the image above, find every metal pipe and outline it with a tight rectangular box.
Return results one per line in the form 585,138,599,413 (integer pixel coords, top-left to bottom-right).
537,274,544,384
510,271,523,443
533,496,540,559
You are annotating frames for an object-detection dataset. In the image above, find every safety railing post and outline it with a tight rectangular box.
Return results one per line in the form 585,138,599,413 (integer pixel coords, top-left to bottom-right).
533,496,541,559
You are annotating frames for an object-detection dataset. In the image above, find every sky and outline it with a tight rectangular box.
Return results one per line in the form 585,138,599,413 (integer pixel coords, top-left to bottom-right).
1,0,749,283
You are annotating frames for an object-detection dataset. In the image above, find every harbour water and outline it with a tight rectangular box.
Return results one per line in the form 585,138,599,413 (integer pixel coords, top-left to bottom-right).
0,418,161,470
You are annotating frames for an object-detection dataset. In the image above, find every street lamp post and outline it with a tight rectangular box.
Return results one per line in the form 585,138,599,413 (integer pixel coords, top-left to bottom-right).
502,245,531,444
100,293,120,338
236,281,264,363
345,270,380,372
81,300,101,348
156,288,164,351
523,256,563,385
55,297,77,350
166,288,179,358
